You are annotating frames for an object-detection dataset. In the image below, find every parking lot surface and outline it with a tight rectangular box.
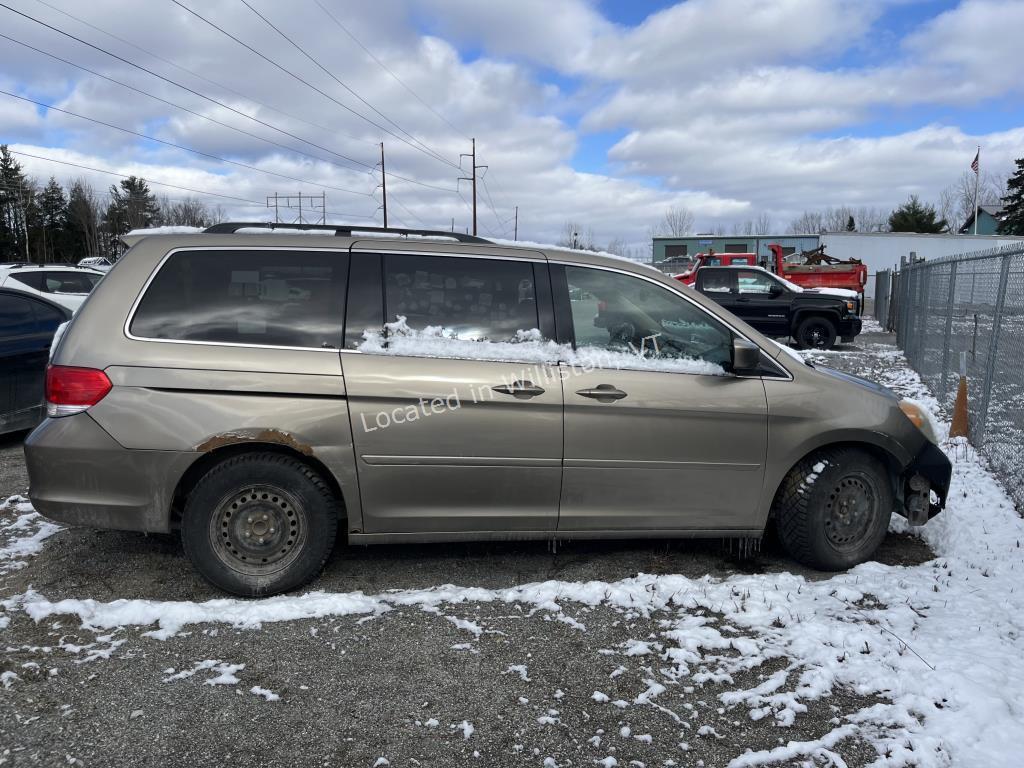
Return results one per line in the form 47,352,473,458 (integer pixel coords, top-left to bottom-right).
0,329,985,767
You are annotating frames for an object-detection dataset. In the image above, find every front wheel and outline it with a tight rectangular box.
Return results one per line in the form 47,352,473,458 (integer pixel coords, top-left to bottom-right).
773,448,892,570
181,452,339,597
794,316,837,350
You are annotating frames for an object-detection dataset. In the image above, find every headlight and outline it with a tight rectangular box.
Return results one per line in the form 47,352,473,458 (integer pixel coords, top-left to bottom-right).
899,400,939,444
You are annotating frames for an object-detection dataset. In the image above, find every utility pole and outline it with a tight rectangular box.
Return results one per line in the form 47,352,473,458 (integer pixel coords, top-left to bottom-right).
514,206,518,241
266,193,326,225
459,138,486,237
380,142,388,228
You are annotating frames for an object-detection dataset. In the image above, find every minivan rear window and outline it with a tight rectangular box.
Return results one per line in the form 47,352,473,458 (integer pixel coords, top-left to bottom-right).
130,249,347,349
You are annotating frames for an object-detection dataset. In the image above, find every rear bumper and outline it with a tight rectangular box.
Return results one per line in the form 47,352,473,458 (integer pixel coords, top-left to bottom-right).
900,441,952,526
24,414,196,533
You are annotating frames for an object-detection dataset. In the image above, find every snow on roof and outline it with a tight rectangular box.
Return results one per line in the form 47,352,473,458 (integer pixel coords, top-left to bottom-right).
125,226,205,236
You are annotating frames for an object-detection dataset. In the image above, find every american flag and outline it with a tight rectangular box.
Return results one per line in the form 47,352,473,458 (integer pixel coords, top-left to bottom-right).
971,149,979,174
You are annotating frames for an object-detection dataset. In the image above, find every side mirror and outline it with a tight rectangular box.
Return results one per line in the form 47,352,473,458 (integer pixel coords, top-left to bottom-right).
769,283,784,297
732,338,761,375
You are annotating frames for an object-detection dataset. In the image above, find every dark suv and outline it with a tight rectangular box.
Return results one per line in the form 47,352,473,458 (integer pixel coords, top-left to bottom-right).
694,266,861,349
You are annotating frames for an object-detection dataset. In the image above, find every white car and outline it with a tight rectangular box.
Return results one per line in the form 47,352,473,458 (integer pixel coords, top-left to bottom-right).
0,264,105,312
77,256,114,272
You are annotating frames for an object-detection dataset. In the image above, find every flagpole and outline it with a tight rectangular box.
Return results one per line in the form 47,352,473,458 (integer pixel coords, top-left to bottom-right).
973,145,980,235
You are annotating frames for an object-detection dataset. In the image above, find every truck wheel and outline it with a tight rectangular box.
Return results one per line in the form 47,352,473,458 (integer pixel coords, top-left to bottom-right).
795,316,837,349
181,452,339,597
773,448,892,571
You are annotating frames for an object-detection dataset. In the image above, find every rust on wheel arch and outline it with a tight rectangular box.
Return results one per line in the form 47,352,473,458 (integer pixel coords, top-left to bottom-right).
195,429,314,456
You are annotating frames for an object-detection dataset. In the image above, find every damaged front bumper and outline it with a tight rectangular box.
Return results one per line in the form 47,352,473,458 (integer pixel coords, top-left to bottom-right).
901,441,952,526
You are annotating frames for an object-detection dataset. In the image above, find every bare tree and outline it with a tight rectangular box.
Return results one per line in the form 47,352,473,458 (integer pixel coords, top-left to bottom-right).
557,220,596,250
652,206,694,237
853,206,887,232
941,170,1009,232
754,213,773,235
66,178,102,258
159,196,218,228
788,210,824,234
731,219,754,236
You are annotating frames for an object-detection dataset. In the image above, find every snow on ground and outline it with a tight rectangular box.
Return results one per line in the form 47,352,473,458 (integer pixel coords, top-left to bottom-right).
2,343,1022,766
0,496,61,576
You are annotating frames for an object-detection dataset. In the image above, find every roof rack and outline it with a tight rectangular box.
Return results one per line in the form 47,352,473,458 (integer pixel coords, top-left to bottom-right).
203,222,493,244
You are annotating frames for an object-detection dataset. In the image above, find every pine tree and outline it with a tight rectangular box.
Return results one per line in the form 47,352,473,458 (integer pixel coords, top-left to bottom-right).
67,179,102,259
101,176,161,253
997,157,1024,235
36,177,68,262
846,215,855,231
0,145,31,260
887,195,948,233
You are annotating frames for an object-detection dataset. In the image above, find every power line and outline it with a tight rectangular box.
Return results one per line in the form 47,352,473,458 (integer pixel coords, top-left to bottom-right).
9,149,379,221
169,0,460,171
312,0,469,141
32,0,378,149
0,32,379,179
0,7,461,196
0,90,371,198
238,0,455,170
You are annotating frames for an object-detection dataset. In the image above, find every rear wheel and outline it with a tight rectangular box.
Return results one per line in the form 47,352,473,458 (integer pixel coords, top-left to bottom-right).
181,452,339,597
773,448,892,570
795,316,837,350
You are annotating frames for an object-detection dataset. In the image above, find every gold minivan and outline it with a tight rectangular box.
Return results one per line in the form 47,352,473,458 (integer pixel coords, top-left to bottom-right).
25,224,951,596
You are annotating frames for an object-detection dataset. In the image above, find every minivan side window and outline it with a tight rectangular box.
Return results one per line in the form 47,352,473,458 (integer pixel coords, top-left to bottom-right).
382,254,540,342
130,249,347,349
565,266,733,370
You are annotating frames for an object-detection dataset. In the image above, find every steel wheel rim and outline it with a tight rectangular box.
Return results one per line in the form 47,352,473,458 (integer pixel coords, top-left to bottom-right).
208,485,307,576
824,474,877,552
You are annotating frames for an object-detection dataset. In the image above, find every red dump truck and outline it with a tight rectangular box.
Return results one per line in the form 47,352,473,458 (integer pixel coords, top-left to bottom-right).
674,243,867,301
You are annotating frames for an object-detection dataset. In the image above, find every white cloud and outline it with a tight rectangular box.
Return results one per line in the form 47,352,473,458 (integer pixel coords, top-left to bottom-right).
1,0,1021,249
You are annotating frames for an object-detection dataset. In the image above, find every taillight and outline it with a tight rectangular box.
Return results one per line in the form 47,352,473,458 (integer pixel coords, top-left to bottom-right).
45,365,112,417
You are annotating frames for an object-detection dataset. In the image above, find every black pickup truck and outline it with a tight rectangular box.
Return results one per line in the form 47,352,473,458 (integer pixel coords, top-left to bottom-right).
692,266,861,349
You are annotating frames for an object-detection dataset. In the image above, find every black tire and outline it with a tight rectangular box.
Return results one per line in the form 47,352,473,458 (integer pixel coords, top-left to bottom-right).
181,452,339,597
773,447,892,571
794,315,837,350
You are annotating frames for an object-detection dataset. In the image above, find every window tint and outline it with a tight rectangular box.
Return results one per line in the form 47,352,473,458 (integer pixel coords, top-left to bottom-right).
566,266,733,369
383,254,539,341
724,243,747,253
736,270,778,294
0,294,36,336
665,244,688,259
9,272,43,290
700,271,733,293
37,271,100,294
30,300,66,332
130,250,347,349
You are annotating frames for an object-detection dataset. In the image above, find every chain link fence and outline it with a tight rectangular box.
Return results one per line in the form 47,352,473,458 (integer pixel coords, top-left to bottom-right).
877,245,1024,513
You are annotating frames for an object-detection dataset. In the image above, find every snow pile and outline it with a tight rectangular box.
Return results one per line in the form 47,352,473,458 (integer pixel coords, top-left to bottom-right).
358,316,725,376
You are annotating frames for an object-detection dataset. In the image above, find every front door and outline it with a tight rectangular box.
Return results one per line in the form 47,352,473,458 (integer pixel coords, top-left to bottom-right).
731,268,791,337
556,264,769,532
342,249,563,534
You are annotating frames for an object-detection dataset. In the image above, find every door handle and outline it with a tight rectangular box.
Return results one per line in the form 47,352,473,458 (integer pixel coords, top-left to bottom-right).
576,384,628,402
492,380,545,399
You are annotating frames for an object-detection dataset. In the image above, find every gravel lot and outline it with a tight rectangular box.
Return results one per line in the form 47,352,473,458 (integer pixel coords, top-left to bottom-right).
0,330,936,767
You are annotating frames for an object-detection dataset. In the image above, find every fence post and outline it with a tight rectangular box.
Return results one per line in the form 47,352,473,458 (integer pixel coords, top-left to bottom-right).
976,254,1012,445
939,261,958,403
913,265,931,366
